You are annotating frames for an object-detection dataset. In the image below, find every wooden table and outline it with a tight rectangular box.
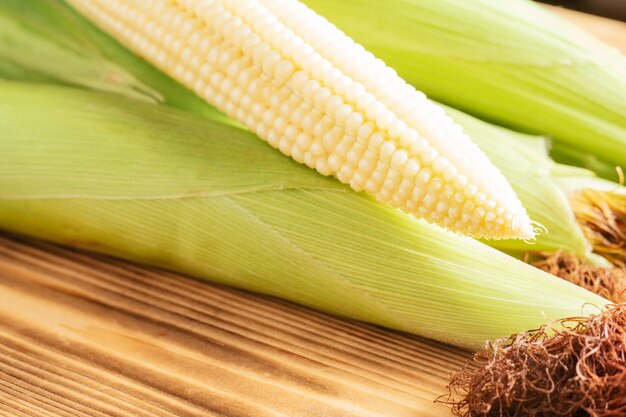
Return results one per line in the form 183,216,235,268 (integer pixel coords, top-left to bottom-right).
1,8,624,417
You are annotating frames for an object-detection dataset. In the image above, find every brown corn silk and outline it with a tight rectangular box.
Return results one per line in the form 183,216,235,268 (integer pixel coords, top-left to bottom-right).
571,190,626,268
445,304,626,417
529,251,626,304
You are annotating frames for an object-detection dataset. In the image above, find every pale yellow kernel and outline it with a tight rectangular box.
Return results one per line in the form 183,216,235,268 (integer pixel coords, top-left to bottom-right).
338,165,355,182
356,122,373,140
442,185,455,200
365,100,385,120
327,154,341,171
256,123,268,139
301,111,321,132
422,194,437,209
284,125,298,140
294,43,315,67
260,85,274,102
174,63,185,79
273,117,287,134
364,180,379,194
435,201,448,214
389,119,407,138
357,92,377,113
369,167,385,184
291,146,305,163
421,147,438,165
251,103,264,118
334,75,352,95
300,79,319,102
463,199,476,212
278,138,291,155
379,142,395,162
345,112,363,134
240,95,252,111
454,174,468,189
262,50,281,74
350,173,366,191
409,137,428,155
398,178,413,196
378,188,391,201
300,51,322,72
368,132,386,153
335,104,352,126
192,79,205,94
240,110,254,127
345,82,366,104
318,128,336,150
219,78,234,94
391,194,406,207
357,158,375,176
309,142,325,157
261,109,275,126
322,67,342,88
391,150,408,170
313,87,331,111
252,43,271,66
404,159,420,178
316,159,332,176
324,95,343,116
190,55,201,71
346,144,365,164
417,168,432,185
224,101,236,116
266,130,279,147
311,59,332,81
334,136,355,156
432,156,450,174
376,110,394,131
430,177,444,191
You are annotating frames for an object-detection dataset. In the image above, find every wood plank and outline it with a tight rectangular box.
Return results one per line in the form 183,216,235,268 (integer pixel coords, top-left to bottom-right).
551,5,626,53
0,234,466,417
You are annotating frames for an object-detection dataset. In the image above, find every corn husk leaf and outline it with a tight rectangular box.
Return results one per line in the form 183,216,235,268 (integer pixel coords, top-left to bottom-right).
0,82,606,349
304,0,626,178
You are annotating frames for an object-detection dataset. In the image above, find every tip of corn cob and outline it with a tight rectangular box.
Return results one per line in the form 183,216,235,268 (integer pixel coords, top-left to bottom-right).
67,0,535,240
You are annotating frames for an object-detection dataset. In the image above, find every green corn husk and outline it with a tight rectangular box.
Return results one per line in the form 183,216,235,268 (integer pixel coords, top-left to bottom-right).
0,82,606,349
0,0,598,262
303,0,626,180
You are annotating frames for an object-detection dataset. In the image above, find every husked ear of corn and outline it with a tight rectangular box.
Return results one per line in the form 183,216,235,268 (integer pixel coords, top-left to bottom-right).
0,82,607,349
64,0,535,240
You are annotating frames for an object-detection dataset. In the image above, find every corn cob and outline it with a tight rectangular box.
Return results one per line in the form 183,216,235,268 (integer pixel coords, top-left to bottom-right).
64,0,534,240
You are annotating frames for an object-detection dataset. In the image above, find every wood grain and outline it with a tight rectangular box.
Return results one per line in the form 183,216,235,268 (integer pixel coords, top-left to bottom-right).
551,5,626,53
0,234,466,417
